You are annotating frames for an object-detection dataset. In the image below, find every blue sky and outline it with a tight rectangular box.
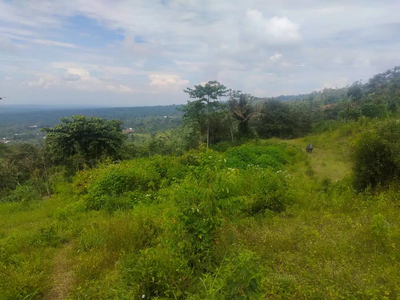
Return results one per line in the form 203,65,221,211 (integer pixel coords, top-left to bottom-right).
0,0,399,106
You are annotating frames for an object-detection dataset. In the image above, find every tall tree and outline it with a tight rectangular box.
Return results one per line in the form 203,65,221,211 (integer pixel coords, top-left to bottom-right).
228,91,254,138
256,99,295,139
42,115,126,170
184,81,230,150
347,81,364,105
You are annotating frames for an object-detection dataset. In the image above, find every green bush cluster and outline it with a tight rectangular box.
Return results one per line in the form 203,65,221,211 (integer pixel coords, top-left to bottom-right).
5,122,400,299
225,144,289,170
352,119,400,190
55,143,293,298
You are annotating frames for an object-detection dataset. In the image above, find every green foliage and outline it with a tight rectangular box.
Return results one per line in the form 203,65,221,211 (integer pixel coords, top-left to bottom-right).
191,250,262,300
228,91,255,138
1,182,43,203
168,177,223,270
352,119,400,190
361,102,387,118
42,115,126,170
370,213,390,240
120,246,190,299
3,121,400,299
347,81,363,104
82,157,190,210
256,99,296,139
183,81,231,149
0,143,44,198
5,69,400,299
225,144,288,170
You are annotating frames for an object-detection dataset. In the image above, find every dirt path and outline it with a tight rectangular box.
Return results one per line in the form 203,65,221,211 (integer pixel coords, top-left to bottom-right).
44,244,74,300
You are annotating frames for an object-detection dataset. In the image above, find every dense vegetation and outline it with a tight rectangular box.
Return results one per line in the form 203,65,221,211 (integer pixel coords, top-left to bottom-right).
1,66,400,299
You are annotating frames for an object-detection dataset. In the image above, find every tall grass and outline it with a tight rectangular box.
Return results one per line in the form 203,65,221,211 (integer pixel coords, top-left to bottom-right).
1,129,400,299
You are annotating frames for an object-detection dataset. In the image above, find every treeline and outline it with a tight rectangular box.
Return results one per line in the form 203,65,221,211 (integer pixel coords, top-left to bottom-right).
180,66,400,149
1,66,400,201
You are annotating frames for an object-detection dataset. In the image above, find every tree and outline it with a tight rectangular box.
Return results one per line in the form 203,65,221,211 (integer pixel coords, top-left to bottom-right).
228,91,254,138
256,99,295,139
347,81,364,105
181,99,207,147
42,115,126,170
366,66,400,112
0,143,40,192
353,119,400,191
184,81,230,150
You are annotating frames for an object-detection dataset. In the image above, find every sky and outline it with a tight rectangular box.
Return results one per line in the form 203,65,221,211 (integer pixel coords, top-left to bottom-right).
0,0,399,107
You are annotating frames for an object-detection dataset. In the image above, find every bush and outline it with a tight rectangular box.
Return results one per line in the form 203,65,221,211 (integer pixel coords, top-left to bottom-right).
190,250,262,300
166,176,223,270
81,160,161,210
225,144,288,170
119,246,191,299
1,182,43,203
361,103,387,118
352,119,400,190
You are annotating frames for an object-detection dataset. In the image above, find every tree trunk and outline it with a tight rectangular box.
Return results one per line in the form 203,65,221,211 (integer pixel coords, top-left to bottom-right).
206,97,210,151
207,121,209,151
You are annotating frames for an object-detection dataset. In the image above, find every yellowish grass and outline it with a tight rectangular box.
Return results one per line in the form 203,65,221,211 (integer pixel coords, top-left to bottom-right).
44,243,74,300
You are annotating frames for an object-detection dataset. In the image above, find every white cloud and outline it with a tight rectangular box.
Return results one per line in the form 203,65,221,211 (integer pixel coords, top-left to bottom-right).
1,0,400,105
245,11,302,45
4,77,13,81
26,65,136,94
0,27,34,36
270,53,283,62
63,72,81,81
253,88,267,97
106,84,133,93
0,33,78,49
316,77,350,91
32,39,78,49
103,66,139,75
27,74,60,89
149,74,189,92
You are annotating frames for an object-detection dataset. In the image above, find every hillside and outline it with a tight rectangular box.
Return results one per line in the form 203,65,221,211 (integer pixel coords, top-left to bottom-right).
1,123,400,299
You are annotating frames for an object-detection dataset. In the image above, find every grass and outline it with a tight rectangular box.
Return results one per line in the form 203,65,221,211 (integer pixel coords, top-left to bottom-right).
269,127,352,181
1,125,400,299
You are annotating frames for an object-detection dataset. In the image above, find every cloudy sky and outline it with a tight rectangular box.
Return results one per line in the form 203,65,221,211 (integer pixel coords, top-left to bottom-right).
0,0,399,106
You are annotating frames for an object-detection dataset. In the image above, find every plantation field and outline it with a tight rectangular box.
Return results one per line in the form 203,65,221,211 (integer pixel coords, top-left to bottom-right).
1,125,400,299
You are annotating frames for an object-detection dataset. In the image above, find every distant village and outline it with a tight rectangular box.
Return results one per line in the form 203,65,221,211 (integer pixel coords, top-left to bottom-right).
0,124,43,144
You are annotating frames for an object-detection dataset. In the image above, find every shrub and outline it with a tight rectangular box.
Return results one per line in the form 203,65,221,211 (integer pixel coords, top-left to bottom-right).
190,250,262,300
1,182,43,203
241,168,291,214
169,177,222,270
361,103,387,118
119,246,191,299
82,160,161,209
225,144,288,170
352,119,400,190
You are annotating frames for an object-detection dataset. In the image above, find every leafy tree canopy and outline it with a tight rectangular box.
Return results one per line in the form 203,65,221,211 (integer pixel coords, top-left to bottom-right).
183,81,231,149
184,81,231,103
42,115,126,169
228,91,254,137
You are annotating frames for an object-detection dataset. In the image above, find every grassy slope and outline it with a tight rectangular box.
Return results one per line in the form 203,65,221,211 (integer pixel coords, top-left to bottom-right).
270,128,352,181
1,127,400,299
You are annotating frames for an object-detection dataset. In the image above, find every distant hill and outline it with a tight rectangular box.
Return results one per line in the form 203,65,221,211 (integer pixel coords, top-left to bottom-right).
0,105,184,142
0,105,183,128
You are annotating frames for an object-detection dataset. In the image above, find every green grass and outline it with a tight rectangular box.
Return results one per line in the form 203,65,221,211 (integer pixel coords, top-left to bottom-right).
269,128,352,181
1,124,400,299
